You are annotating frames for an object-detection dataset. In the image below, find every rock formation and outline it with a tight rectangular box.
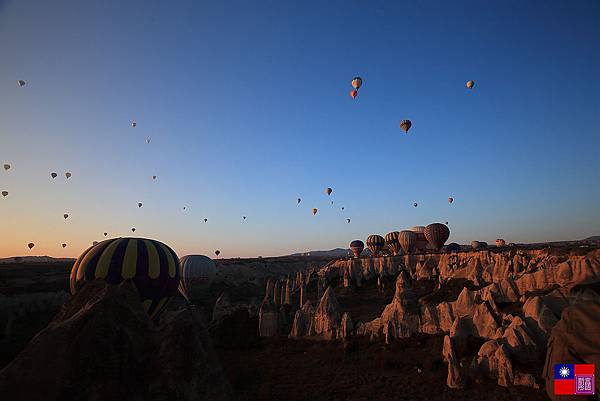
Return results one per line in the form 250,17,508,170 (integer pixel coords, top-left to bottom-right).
0,280,233,401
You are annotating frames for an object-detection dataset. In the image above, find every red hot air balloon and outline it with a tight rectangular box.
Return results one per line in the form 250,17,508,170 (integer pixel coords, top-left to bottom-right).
350,89,358,99
350,240,364,258
424,223,450,250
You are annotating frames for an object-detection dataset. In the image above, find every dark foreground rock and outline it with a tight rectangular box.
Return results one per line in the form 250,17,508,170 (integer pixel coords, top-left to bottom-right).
0,280,232,401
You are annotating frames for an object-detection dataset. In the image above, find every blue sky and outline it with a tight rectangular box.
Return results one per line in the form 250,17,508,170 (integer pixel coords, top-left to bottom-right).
0,0,599,258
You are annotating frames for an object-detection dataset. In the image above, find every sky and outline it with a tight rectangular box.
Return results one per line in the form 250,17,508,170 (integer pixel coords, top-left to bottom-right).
0,0,599,258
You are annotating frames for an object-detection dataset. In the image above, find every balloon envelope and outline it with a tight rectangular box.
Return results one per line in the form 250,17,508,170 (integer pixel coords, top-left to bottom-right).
466,80,475,89
351,77,362,90
27,243,34,249
384,231,401,256
448,197,454,204
215,250,220,256
65,172,72,178
398,230,417,254
325,187,332,196
17,80,26,87
51,172,57,178
400,120,412,133
1,191,7,197
366,235,385,256
312,208,318,215
424,223,450,250
70,238,180,319
3,164,10,171
178,255,216,303
350,240,364,258
350,89,357,99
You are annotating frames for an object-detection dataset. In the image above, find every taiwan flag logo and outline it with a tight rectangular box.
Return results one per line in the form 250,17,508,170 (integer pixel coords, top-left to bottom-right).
554,364,595,395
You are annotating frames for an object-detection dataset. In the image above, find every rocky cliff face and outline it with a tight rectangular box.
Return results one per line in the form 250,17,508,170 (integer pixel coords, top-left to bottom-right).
313,248,600,391
0,280,233,401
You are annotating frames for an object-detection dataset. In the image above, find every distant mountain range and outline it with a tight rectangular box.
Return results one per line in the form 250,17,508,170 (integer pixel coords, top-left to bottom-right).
0,256,75,265
289,248,353,258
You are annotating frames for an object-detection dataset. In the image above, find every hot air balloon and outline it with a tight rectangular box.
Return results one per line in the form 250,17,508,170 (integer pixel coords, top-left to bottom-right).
70,238,181,319
138,202,143,208
131,121,137,128
400,120,412,133
146,137,151,144
131,228,136,232
384,231,401,256
152,175,157,180
366,234,385,257
445,221,449,225
65,172,72,179
411,226,429,251
17,80,26,87
204,218,208,223
3,164,10,171
51,172,57,178
341,207,344,211
448,197,454,204
103,232,108,236
471,240,487,250
398,230,417,254
495,239,506,247
243,216,246,220
63,213,69,219
312,208,318,215
178,255,216,303
325,187,332,196
215,250,220,257
350,89,358,99
350,240,364,258
1,191,8,197
424,223,450,250
62,243,67,248
466,80,475,89
183,206,186,211
347,218,351,223
413,202,418,207
351,77,362,90
297,198,301,205
446,243,461,252
27,242,34,250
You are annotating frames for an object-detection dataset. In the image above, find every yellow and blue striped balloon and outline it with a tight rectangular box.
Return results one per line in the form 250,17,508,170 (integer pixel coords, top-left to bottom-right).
70,237,180,319
384,231,401,255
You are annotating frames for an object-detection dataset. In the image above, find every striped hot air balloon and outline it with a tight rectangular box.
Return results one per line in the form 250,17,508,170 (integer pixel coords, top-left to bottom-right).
410,226,429,251
424,223,450,251
384,231,401,256
178,255,216,303
398,230,417,254
350,240,364,258
69,237,180,319
366,235,385,257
